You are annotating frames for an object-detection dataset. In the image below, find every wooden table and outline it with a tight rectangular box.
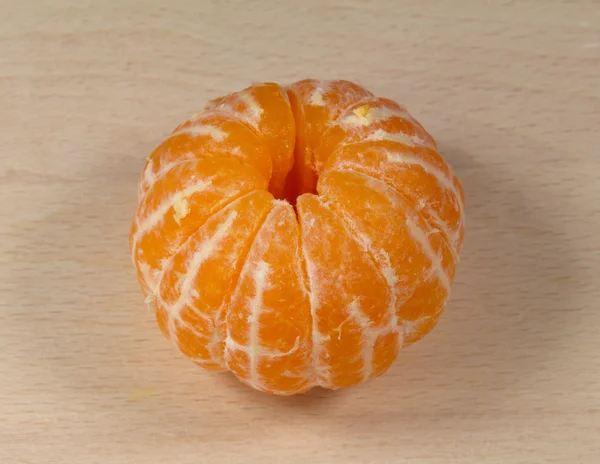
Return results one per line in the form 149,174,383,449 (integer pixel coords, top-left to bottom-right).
2,1,599,462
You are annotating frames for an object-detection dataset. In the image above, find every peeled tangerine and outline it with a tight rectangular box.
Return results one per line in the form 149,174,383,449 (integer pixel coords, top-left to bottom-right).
129,79,465,395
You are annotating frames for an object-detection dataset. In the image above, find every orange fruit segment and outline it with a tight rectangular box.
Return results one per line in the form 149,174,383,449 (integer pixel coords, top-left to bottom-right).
296,193,398,388
316,96,437,170
130,157,267,295
154,190,275,370
324,141,464,259
138,112,273,199
205,83,295,199
129,79,465,395
225,200,312,395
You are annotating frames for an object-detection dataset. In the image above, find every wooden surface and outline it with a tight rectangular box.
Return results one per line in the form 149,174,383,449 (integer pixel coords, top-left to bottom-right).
1,1,599,462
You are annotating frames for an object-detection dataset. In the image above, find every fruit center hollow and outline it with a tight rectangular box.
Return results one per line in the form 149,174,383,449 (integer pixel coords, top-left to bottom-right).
277,149,318,206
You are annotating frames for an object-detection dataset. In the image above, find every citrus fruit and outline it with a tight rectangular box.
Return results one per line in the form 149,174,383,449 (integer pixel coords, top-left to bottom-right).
129,79,465,395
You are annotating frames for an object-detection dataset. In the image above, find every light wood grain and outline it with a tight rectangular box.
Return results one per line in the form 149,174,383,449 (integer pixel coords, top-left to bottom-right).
1,1,599,463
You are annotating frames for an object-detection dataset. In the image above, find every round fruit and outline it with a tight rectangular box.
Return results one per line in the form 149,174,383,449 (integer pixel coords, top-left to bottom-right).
129,79,465,395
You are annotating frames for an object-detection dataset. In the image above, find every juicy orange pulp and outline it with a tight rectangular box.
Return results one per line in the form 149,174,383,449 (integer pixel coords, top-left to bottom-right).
129,79,465,395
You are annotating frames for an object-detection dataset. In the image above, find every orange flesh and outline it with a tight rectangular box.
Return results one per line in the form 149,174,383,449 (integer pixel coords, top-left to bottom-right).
130,80,465,395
